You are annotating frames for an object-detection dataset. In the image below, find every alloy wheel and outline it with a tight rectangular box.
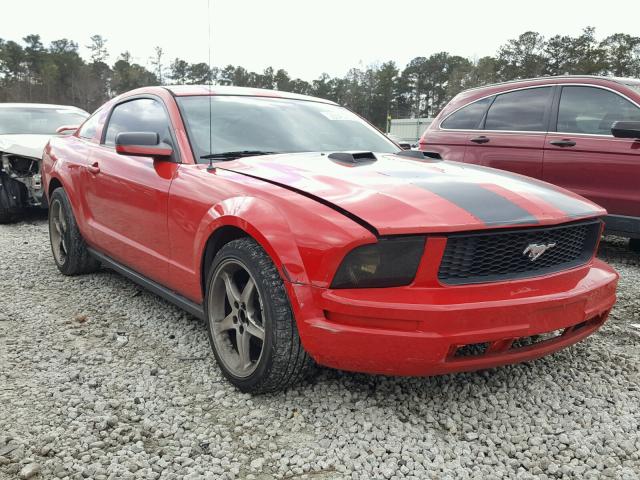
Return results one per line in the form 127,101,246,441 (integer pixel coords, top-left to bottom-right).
208,259,266,378
49,199,68,265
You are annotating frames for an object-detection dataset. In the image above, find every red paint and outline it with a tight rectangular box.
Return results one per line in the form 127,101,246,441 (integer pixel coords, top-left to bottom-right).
41,86,618,377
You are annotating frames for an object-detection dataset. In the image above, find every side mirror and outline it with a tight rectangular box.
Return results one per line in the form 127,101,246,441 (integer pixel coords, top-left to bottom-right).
56,125,79,135
115,132,173,159
611,121,640,139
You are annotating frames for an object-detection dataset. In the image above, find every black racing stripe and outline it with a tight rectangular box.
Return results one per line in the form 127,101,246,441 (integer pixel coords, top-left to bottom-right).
381,168,539,226
414,181,539,226
455,163,600,218
530,189,600,218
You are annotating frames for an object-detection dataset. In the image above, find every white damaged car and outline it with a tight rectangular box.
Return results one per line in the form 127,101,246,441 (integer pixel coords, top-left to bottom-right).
0,103,88,223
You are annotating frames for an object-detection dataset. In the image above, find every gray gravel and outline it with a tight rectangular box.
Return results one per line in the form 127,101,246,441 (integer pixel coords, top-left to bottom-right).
1,213,639,480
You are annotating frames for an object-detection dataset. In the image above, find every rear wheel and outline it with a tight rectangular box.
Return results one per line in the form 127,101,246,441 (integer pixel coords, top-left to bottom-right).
204,237,314,393
630,238,640,253
48,188,100,275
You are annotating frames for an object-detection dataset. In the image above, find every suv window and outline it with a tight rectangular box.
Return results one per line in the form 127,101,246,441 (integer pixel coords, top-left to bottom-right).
441,96,493,130
557,86,640,135
104,98,172,146
485,87,552,132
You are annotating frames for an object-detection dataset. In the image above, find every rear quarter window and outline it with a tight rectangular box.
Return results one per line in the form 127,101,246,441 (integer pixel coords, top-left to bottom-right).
441,96,493,130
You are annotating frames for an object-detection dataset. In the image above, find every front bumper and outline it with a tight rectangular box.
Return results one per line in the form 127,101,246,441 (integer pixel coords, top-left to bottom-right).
288,259,618,376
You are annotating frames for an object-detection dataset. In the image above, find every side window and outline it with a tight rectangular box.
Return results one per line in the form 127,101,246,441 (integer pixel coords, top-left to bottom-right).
78,108,103,140
485,87,553,132
103,98,172,147
441,96,493,130
557,86,640,135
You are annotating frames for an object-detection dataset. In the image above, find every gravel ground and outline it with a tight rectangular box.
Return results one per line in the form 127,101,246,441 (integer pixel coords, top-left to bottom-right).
1,213,639,480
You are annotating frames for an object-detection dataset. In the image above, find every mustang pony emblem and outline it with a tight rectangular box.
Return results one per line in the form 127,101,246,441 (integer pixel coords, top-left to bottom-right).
523,242,557,261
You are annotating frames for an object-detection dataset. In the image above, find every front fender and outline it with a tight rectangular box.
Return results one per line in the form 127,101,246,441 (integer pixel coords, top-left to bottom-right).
167,166,374,303
194,195,310,284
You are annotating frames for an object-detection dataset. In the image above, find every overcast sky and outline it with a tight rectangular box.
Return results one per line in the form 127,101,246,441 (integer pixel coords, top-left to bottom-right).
3,0,638,79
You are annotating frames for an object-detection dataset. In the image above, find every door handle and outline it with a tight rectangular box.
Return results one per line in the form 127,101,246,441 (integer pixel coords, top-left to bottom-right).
549,139,576,147
86,162,100,174
470,136,490,144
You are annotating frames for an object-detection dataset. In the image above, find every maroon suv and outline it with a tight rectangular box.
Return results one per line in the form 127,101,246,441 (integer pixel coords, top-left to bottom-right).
419,76,640,251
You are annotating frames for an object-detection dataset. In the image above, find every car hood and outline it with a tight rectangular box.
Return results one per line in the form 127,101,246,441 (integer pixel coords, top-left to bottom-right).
0,134,51,159
221,152,605,235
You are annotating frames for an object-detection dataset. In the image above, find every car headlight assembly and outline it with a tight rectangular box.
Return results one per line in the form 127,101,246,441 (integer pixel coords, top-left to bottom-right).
331,237,426,289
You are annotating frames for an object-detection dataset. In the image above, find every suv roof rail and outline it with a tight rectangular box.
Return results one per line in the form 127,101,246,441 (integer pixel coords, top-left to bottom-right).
461,75,639,94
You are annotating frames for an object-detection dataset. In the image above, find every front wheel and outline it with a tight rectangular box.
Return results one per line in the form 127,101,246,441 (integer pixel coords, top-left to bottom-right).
204,238,314,393
0,174,25,224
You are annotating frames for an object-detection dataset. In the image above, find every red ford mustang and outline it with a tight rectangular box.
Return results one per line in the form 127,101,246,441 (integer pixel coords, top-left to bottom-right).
42,86,618,393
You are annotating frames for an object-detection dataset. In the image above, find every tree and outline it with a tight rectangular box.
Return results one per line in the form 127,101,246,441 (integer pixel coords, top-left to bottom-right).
151,46,164,84
496,31,547,80
600,33,640,77
169,58,189,84
83,35,112,110
0,40,24,79
187,63,212,84
371,61,398,129
23,34,45,90
473,56,499,86
87,35,109,64
274,69,291,91
312,73,332,99
112,51,157,94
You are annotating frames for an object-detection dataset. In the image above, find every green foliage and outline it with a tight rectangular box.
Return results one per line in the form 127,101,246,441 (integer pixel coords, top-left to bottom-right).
0,27,639,125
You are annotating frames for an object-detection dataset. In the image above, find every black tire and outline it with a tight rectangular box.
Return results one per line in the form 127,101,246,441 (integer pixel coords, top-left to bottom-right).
204,237,315,393
630,238,640,253
0,174,24,224
0,205,17,224
48,188,100,275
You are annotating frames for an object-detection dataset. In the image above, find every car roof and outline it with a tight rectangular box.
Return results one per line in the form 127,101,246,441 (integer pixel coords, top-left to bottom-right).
0,103,88,113
463,75,640,93
163,85,337,105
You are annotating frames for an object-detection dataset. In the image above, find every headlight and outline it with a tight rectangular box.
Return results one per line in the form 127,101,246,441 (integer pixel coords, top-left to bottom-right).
331,237,426,289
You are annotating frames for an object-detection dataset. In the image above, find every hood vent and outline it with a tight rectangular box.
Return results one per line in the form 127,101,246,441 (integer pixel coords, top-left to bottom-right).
328,151,377,165
395,150,442,161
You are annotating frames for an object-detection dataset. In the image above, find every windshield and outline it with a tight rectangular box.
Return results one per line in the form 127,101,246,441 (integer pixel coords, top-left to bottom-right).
176,95,398,162
0,107,88,135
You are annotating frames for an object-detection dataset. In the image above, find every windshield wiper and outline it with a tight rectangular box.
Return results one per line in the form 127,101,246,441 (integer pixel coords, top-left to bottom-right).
200,150,278,161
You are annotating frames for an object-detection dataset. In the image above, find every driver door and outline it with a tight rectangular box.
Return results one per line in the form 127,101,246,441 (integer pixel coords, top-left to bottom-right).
83,97,179,285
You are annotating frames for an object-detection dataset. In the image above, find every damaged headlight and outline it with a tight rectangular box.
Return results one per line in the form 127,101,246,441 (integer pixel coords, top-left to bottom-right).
331,236,426,289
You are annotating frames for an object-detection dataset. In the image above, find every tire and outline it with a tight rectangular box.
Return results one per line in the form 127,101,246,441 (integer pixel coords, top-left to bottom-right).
48,188,100,275
0,205,17,224
0,174,24,224
630,238,640,253
204,237,314,393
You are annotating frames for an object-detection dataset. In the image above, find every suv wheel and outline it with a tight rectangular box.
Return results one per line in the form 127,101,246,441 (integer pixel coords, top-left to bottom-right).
204,237,314,393
630,238,640,253
48,188,100,275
